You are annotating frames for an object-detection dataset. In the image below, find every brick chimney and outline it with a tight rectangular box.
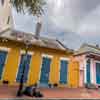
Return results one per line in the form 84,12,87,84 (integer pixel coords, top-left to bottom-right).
35,17,42,39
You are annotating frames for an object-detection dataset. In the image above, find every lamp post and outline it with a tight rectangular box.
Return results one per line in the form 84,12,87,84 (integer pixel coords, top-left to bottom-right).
17,40,31,97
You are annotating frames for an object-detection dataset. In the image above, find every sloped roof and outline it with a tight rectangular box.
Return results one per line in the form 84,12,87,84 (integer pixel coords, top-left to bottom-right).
75,43,100,55
0,28,72,52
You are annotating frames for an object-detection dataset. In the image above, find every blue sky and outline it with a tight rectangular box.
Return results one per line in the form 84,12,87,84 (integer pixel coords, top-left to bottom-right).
12,0,100,50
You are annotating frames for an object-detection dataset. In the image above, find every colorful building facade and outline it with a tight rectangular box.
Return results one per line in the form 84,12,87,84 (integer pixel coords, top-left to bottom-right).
0,0,100,89
0,30,79,88
0,0,79,88
74,44,100,87
1,32,100,88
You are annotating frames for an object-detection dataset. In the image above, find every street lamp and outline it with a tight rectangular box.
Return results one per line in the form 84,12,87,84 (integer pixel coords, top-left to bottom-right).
17,40,31,97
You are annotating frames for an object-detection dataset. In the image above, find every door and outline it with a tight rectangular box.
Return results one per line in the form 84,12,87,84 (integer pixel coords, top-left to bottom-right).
60,60,68,84
40,57,51,87
0,51,7,80
86,59,91,84
16,54,31,83
96,63,100,84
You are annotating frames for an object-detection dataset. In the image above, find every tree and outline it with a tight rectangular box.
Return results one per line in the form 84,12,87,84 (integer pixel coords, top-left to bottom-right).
10,0,45,17
10,0,46,97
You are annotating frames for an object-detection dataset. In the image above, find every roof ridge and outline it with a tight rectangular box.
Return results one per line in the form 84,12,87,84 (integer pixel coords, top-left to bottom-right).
0,28,11,36
56,39,74,52
83,43,100,51
13,30,58,41
0,29,70,51
13,29,36,36
56,39,67,49
40,36,57,41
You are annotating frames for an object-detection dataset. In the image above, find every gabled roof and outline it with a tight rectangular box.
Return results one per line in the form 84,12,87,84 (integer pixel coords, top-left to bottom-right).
74,43,100,56
0,28,72,52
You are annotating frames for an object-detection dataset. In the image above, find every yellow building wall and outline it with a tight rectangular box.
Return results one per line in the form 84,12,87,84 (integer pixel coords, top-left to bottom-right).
49,55,60,84
0,39,80,87
28,51,42,85
68,59,79,88
3,48,20,85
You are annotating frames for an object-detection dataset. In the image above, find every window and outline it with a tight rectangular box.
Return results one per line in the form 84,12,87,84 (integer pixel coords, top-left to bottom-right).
0,51,8,80
40,57,51,85
86,59,91,84
16,54,32,83
96,62,100,84
60,59,68,84
1,0,4,6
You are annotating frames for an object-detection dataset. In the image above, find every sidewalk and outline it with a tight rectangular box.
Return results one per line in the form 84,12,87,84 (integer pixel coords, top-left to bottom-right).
0,85,100,99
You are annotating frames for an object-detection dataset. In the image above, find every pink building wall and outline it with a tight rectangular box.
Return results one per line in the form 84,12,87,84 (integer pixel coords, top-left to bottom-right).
74,55,85,87
75,55,97,87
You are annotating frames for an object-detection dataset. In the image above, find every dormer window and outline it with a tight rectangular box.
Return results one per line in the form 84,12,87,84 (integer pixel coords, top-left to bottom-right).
1,0,4,6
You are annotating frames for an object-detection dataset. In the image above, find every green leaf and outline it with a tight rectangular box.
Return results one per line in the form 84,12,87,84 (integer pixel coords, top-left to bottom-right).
10,0,46,17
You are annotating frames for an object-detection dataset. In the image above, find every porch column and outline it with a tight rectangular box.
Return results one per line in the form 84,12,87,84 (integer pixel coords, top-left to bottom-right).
84,58,87,84
90,59,96,84
90,59,94,84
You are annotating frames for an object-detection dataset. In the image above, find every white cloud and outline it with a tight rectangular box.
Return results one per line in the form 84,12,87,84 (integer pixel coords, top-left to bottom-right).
77,5,100,37
12,8,37,34
45,0,100,32
13,0,100,49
